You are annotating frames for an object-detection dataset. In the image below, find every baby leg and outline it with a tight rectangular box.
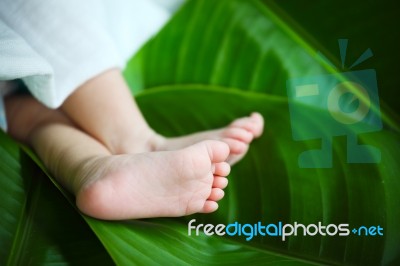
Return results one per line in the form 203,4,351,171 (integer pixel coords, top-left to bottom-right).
5,95,230,219
5,94,110,192
61,69,264,165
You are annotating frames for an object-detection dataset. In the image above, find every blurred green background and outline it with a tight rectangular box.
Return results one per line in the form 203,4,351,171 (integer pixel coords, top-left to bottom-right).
274,0,399,115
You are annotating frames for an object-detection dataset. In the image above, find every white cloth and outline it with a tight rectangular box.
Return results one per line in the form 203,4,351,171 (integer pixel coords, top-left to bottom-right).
0,0,183,109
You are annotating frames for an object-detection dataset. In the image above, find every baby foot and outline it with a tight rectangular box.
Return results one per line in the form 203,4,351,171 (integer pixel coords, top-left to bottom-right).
155,112,264,165
75,140,230,220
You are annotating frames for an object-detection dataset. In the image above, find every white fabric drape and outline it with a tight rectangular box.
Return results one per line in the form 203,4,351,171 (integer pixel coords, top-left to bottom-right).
0,0,183,108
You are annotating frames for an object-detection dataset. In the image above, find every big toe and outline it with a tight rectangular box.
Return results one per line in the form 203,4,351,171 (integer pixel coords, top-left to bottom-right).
222,138,248,154
230,112,264,138
200,140,230,163
250,112,264,137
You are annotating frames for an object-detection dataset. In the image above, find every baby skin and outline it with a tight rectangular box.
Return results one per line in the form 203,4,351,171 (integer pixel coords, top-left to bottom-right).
5,69,264,220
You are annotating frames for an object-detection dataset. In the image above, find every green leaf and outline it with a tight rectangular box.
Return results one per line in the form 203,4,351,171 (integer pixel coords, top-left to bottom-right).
117,86,400,265
20,85,399,265
3,84,399,264
119,0,398,264
124,0,398,131
269,0,400,115
0,132,114,265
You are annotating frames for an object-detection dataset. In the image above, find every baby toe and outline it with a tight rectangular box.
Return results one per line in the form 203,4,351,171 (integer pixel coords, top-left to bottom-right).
201,200,219,213
213,176,228,189
223,127,253,143
230,116,259,136
222,138,248,154
250,112,264,137
200,140,230,163
212,162,230,176
208,188,225,201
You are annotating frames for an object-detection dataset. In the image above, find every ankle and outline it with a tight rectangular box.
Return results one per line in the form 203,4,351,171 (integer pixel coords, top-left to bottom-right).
109,127,166,154
65,154,106,194
148,131,166,151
